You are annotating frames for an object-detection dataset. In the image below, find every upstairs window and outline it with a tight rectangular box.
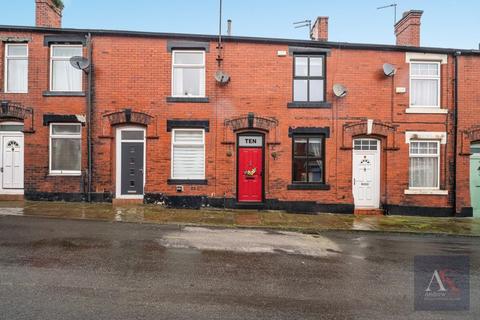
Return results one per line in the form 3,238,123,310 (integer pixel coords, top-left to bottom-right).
292,135,325,184
410,61,440,108
409,140,439,189
171,129,205,180
4,44,28,93
172,51,205,97
50,123,82,175
50,45,83,92
293,55,325,102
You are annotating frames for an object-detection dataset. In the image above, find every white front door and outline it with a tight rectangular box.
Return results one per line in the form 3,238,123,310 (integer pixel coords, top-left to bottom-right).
352,139,380,208
1,135,24,191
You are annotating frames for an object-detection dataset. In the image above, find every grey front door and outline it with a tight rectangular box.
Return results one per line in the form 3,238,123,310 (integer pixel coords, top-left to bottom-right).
121,142,144,195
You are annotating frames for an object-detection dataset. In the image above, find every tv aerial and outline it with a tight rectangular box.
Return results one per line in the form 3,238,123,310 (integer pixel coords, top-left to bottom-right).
383,63,397,77
293,19,312,38
70,56,90,73
377,3,397,31
333,84,348,98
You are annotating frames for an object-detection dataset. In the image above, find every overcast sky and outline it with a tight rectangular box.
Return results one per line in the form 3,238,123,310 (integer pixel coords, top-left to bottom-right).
2,0,479,49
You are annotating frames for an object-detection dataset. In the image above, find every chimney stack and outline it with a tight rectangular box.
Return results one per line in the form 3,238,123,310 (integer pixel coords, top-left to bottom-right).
394,10,423,47
35,0,63,28
310,17,329,41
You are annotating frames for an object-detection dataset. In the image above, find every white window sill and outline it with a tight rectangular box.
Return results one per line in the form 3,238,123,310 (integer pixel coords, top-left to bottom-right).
48,173,82,177
4,91,28,94
406,108,448,114
404,189,448,195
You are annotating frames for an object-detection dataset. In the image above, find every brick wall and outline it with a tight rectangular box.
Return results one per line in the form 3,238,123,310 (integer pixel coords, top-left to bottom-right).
456,55,480,213
89,35,455,210
0,32,87,196
1,28,479,214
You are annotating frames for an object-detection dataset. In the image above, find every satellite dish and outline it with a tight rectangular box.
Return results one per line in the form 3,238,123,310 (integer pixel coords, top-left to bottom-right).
215,70,230,84
70,56,90,72
383,63,396,77
333,84,348,98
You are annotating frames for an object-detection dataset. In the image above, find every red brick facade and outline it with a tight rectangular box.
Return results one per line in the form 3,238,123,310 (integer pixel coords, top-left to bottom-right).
0,4,479,216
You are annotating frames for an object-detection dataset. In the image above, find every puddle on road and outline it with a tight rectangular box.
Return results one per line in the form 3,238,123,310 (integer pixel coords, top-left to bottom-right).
157,227,341,257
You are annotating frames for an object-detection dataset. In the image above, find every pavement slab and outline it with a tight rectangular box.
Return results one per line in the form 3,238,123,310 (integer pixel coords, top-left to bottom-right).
0,201,479,236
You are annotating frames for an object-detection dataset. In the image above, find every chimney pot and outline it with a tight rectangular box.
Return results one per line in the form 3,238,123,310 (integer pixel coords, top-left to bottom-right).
310,17,329,41
394,10,423,47
227,19,232,36
35,0,63,28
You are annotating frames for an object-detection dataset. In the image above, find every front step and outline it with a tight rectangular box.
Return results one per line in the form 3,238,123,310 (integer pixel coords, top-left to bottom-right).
112,198,144,206
354,209,384,216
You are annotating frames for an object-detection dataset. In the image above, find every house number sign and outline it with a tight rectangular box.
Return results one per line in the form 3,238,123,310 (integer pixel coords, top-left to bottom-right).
239,136,263,147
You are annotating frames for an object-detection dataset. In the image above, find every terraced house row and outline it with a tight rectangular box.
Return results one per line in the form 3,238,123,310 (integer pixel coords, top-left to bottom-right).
0,0,480,216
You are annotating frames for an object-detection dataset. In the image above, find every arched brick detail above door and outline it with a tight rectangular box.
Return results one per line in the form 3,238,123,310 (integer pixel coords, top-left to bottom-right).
460,125,480,155
0,101,34,132
341,119,399,151
100,108,157,138
223,112,280,147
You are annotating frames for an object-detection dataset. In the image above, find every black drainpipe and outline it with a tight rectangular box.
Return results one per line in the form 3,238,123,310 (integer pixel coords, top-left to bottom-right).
452,51,461,216
86,33,93,202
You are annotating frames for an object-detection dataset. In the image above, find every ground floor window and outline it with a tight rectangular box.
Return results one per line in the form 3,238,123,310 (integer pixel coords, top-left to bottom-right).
292,135,325,183
171,129,205,179
409,140,439,188
49,123,82,175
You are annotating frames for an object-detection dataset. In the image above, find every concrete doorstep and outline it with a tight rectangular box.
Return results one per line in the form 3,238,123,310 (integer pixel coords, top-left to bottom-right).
0,201,479,237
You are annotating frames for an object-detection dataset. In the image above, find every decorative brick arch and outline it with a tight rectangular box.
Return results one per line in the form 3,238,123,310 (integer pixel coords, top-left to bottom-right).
0,100,34,132
460,125,480,155
223,112,280,147
224,112,278,132
341,119,399,150
100,108,157,138
104,108,153,126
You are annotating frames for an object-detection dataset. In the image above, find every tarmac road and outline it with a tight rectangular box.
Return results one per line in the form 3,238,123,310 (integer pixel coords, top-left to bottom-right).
0,215,478,320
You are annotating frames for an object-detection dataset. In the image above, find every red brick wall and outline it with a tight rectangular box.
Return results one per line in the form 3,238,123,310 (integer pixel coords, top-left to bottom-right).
0,32,87,195
456,55,480,212
1,29,479,213
89,35,454,209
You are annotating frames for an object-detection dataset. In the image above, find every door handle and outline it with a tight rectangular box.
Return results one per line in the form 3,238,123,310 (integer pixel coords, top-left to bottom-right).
353,178,355,185
0,167,3,173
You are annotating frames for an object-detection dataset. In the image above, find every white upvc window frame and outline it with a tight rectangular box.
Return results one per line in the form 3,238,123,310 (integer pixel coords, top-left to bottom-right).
49,123,82,176
171,128,206,180
409,60,441,109
171,50,206,98
408,140,440,190
4,43,28,93
49,44,83,92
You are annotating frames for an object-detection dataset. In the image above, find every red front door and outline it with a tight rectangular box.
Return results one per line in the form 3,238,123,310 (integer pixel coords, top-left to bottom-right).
238,147,263,202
